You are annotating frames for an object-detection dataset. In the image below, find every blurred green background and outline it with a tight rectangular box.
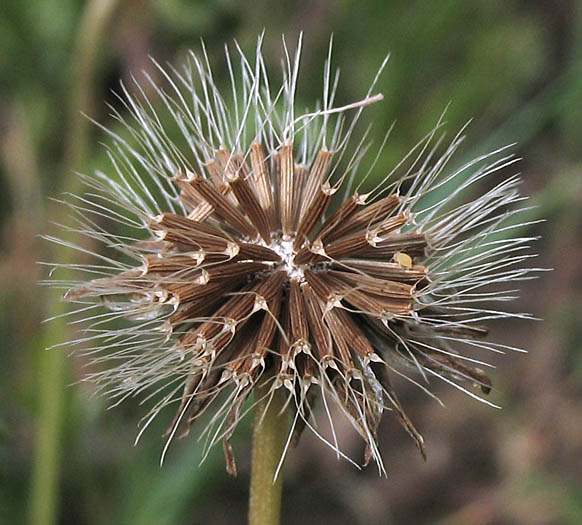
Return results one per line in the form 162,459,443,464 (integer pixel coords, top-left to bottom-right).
1,0,581,524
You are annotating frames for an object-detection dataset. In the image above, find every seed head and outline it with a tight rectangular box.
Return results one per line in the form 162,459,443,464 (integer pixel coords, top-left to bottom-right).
47,35,539,474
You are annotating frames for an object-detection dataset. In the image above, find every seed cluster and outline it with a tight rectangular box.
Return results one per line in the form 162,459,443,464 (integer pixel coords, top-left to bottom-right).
51,37,535,474
66,141,495,472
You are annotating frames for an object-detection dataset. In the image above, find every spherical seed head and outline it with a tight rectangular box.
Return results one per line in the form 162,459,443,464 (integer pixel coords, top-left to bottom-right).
48,34,538,474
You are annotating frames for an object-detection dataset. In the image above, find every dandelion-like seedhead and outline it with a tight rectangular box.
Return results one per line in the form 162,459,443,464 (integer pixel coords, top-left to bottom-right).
46,35,539,474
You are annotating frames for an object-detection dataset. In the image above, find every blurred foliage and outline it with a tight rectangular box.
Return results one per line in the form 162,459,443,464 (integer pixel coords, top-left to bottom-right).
1,0,581,524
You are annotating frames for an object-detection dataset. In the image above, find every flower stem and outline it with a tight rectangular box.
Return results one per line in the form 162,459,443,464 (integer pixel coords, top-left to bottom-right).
248,383,289,525
28,1,119,524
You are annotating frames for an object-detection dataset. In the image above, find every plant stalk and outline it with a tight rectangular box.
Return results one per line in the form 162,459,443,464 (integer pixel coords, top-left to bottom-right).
248,383,289,525
28,1,119,524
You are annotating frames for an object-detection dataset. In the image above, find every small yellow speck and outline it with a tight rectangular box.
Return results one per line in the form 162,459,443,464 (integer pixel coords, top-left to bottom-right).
394,252,413,269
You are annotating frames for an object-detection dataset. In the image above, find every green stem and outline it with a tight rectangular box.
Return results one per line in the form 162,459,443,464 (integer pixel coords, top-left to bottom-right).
28,1,119,524
248,384,289,525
